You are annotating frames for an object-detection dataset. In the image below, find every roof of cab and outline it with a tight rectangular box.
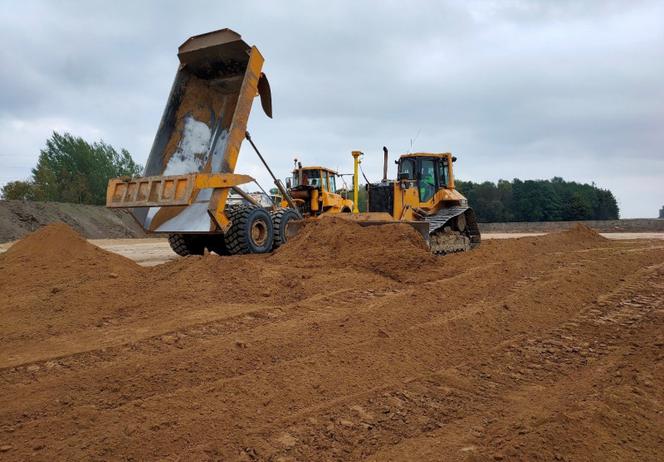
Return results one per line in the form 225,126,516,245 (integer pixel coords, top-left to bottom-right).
292,166,339,174
398,152,452,159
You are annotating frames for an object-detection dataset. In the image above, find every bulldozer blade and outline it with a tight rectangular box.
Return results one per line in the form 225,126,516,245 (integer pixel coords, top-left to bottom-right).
132,28,270,234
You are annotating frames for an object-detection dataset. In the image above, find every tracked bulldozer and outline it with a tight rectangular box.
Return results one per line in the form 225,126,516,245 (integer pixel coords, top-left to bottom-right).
106,28,300,255
349,149,481,254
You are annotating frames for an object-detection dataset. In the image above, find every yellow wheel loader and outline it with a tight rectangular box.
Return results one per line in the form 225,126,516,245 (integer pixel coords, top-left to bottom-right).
349,148,481,254
266,162,355,248
106,28,302,255
282,161,354,217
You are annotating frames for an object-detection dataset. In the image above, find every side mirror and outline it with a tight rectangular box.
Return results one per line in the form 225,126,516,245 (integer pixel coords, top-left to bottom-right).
286,178,292,189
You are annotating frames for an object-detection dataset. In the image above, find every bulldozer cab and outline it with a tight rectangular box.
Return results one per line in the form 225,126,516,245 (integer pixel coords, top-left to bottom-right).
397,154,454,203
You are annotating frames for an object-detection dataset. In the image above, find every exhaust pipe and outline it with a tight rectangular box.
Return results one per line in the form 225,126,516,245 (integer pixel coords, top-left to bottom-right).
382,146,388,183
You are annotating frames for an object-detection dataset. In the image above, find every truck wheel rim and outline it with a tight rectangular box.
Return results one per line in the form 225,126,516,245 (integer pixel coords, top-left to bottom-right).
251,219,268,246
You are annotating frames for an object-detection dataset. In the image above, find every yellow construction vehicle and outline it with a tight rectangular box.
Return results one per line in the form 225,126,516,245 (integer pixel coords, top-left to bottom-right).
106,28,302,255
350,148,481,254
283,160,354,217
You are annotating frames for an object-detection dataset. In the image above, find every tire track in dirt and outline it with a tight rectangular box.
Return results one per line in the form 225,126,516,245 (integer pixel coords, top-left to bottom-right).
365,263,664,462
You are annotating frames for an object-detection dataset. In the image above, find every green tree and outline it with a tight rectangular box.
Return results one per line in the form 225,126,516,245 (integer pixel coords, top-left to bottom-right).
456,177,618,222
562,192,593,220
29,132,142,205
1,180,37,200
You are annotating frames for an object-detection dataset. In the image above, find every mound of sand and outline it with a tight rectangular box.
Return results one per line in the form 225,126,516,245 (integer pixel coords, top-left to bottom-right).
0,223,142,285
560,223,607,241
272,217,434,281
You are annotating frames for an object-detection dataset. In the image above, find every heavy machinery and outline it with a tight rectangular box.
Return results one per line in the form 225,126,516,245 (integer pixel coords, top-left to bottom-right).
106,28,301,255
283,161,354,217
352,148,481,254
105,28,478,257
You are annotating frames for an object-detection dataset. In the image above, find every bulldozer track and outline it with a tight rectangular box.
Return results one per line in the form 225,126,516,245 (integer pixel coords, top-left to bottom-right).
425,206,481,255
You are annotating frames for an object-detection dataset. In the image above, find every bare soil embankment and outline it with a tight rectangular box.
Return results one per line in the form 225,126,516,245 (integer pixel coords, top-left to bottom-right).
1,218,663,461
0,200,146,242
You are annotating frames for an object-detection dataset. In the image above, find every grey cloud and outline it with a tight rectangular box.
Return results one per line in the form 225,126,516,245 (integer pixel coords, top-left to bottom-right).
0,0,662,217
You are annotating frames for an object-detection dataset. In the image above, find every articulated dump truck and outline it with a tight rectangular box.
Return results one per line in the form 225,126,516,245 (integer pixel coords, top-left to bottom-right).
106,28,296,256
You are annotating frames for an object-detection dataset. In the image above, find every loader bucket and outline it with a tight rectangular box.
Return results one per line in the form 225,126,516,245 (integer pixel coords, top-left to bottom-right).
133,28,271,233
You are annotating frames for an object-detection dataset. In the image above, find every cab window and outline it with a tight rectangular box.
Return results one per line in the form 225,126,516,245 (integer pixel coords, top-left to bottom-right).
307,170,321,187
328,174,336,193
419,159,436,202
398,158,416,180
437,159,449,188
293,169,322,188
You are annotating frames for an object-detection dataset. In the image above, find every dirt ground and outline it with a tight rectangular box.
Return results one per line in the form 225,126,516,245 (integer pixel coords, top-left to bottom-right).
1,219,663,461
1,233,661,267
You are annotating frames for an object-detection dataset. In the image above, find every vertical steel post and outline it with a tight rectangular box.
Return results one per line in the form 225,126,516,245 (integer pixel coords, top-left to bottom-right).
351,151,362,214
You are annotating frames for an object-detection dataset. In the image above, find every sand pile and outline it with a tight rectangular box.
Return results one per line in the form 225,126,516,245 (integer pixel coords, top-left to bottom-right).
272,217,434,281
509,223,607,252
0,223,142,287
559,223,607,241
0,225,146,344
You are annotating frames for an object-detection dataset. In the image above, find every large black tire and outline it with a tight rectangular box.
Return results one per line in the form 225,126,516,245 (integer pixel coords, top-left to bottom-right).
168,233,205,256
271,208,300,248
224,205,274,254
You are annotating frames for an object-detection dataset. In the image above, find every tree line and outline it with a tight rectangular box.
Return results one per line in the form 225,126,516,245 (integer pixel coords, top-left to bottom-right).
1,132,142,205
455,177,619,222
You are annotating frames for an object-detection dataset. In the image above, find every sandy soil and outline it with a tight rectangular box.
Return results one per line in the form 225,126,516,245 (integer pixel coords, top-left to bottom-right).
1,233,662,267
1,220,663,461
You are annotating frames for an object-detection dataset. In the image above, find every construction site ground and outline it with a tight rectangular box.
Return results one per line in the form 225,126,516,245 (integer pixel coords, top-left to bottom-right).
1,219,663,461
1,232,661,267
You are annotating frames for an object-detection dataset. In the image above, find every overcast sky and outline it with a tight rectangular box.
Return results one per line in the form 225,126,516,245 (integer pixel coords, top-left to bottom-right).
1,0,662,217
